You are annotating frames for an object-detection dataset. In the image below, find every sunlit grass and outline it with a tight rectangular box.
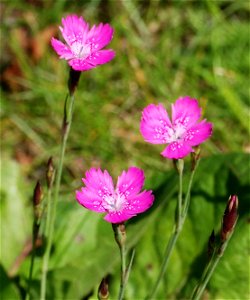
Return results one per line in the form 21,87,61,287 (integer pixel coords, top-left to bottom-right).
2,0,249,179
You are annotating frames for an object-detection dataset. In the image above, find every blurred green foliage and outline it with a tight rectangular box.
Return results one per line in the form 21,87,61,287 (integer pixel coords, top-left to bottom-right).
0,0,249,299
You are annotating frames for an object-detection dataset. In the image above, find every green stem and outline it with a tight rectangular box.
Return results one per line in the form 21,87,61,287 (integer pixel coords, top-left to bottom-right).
191,229,235,300
182,159,199,219
146,159,184,299
147,158,199,299
112,223,131,300
118,247,135,300
26,222,38,300
40,184,53,300
193,256,220,300
125,248,135,284
146,227,180,300
118,240,127,300
176,159,184,231
45,188,53,238
40,94,75,300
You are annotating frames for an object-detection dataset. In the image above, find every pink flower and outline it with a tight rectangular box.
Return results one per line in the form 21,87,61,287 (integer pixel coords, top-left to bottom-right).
140,96,213,159
76,167,154,223
51,15,115,71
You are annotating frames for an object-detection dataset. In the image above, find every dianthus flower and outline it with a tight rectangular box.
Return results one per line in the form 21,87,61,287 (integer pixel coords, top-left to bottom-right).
51,15,115,71
140,96,213,159
76,167,154,223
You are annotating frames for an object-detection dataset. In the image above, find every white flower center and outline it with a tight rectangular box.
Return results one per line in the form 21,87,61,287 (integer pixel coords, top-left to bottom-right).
71,41,91,59
102,192,125,212
167,123,186,143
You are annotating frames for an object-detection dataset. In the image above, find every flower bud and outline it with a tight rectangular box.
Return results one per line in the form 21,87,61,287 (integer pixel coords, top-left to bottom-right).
98,277,109,300
221,195,238,242
191,146,201,171
33,181,43,221
33,181,42,207
112,223,126,248
173,158,184,174
68,68,81,96
46,157,55,188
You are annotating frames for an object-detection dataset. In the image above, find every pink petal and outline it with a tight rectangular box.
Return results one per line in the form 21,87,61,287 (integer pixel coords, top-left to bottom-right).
140,104,172,144
82,168,115,197
87,23,114,51
76,189,105,213
172,96,201,129
75,166,155,223
161,141,193,159
184,121,213,146
86,50,115,66
68,58,96,71
76,168,115,213
104,211,133,223
117,167,145,196
51,37,74,60
122,190,155,214
60,15,89,46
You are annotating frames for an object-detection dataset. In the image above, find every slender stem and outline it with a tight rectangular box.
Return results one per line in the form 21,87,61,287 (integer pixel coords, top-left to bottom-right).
26,181,43,300
118,247,135,300
26,222,38,300
40,94,75,300
112,223,131,300
191,229,235,300
193,256,220,300
147,158,199,299
176,159,184,231
40,185,53,300
182,159,199,219
146,159,184,299
146,228,180,300
118,240,127,300
45,189,53,237
125,248,135,285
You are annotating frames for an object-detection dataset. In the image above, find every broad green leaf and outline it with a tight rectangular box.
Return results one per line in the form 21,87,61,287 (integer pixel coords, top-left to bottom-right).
0,265,21,300
0,157,32,271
